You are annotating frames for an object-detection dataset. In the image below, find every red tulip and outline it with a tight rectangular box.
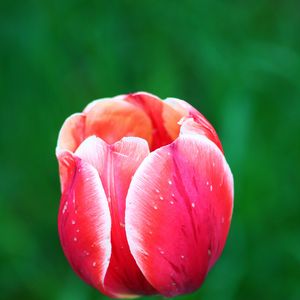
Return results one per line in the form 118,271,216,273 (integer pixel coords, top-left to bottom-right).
56,92,233,298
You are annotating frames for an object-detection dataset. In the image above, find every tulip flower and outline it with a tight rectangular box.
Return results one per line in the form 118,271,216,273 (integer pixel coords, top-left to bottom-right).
56,92,233,298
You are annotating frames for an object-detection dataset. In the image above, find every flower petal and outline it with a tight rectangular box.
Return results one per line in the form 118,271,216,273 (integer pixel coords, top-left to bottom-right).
56,113,86,154
57,150,76,193
83,98,153,147
165,97,223,152
58,156,112,296
125,92,184,150
125,135,233,297
75,136,156,297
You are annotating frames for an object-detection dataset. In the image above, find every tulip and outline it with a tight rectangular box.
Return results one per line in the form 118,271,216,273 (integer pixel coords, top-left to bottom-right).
56,92,233,298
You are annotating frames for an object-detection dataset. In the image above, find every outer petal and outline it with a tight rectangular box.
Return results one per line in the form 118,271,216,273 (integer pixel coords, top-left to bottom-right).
75,136,156,297
165,97,223,152
58,155,112,296
125,92,184,150
125,134,233,297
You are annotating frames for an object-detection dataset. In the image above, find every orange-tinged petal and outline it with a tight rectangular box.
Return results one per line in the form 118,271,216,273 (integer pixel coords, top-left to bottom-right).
83,98,153,147
56,113,86,154
125,135,233,297
75,136,156,297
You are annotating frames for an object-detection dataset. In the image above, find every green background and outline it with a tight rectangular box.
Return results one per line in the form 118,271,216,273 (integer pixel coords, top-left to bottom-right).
1,1,300,300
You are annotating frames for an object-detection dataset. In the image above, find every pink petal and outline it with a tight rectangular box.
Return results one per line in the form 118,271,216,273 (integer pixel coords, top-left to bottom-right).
125,135,233,297
165,97,223,152
125,92,184,150
58,156,112,296
75,136,156,297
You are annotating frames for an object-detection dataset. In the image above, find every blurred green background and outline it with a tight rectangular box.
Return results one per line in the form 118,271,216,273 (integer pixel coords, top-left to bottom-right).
1,0,300,299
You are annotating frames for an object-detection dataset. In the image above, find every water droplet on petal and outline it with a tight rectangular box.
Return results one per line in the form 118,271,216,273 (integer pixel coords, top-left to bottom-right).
210,185,213,192
92,261,96,267
191,202,195,208
73,237,78,242
168,179,172,185
71,220,76,225
153,205,158,210
62,202,68,214
157,247,165,255
208,249,212,256
159,196,164,200
170,201,174,205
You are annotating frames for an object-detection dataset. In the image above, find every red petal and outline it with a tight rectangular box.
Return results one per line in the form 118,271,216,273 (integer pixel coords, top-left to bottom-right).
126,135,233,297
75,136,156,297
58,156,112,296
125,92,183,150
166,97,223,152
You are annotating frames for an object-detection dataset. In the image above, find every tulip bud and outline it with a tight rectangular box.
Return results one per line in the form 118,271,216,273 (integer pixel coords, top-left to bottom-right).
56,92,233,298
